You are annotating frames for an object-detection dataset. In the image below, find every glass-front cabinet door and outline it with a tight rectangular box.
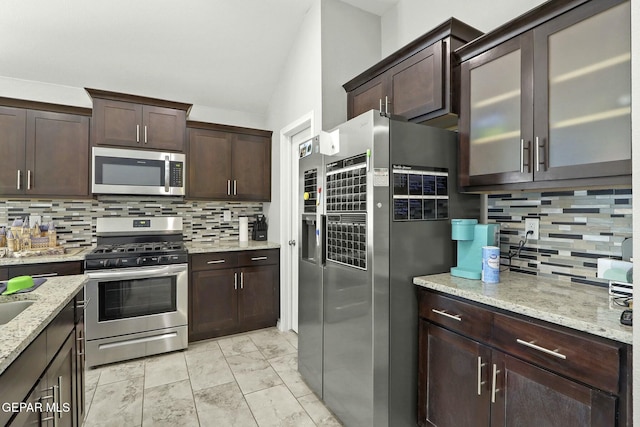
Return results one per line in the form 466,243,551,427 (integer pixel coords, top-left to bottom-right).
533,0,631,181
459,34,534,187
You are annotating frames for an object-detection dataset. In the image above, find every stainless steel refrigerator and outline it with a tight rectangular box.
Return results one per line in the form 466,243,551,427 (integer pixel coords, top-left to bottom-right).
298,110,479,427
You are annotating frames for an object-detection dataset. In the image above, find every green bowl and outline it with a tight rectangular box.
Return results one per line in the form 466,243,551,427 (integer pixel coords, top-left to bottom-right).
3,276,35,295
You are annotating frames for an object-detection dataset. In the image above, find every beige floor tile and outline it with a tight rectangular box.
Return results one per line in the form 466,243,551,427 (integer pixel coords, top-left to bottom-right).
218,334,259,357
95,359,145,386
83,377,144,427
226,351,283,394
268,353,312,398
193,382,258,427
298,393,343,426
144,350,189,389
245,384,316,427
248,329,297,359
185,345,235,391
283,330,298,349
142,379,199,427
186,338,221,354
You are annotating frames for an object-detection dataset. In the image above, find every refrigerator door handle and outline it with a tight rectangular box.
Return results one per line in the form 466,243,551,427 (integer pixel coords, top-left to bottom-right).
321,214,327,266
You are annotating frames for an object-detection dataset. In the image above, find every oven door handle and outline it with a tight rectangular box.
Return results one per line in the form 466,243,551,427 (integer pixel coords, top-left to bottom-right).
86,264,187,280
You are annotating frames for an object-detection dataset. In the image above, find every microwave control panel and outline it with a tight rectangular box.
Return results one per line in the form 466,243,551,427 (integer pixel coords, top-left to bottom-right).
170,161,184,187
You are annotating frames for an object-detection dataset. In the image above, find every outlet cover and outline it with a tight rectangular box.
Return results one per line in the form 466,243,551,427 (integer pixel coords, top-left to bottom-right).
223,211,232,222
525,218,539,240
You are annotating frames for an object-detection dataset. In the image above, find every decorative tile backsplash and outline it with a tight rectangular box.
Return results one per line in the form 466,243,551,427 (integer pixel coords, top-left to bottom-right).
488,189,632,287
0,197,263,246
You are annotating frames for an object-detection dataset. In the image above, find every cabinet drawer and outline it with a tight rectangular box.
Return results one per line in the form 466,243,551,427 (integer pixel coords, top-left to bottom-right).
492,312,621,393
190,252,238,271
46,299,75,364
9,261,83,278
418,291,492,342
238,249,279,267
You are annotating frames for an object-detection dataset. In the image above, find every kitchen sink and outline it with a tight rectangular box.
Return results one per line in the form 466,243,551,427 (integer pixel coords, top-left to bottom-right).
0,300,34,325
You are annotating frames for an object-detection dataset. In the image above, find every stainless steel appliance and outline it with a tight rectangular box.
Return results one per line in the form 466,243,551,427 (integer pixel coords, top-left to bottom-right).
298,135,329,399
298,110,478,427
84,217,188,367
92,146,185,196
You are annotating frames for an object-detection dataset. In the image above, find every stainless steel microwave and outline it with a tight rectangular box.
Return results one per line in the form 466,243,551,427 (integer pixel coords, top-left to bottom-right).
92,147,185,196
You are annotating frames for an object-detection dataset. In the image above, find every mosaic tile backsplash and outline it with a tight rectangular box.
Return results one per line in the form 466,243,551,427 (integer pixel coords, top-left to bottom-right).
0,197,263,247
488,189,632,287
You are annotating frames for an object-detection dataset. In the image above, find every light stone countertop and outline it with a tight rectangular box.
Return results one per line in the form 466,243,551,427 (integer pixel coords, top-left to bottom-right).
0,247,92,267
186,240,281,254
413,271,632,345
0,274,87,375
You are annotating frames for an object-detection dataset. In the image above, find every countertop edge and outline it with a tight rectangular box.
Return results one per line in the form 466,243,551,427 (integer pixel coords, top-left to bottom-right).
186,241,281,254
414,275,632,345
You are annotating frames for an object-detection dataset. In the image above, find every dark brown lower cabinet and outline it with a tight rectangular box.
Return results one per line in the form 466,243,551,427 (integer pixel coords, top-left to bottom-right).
189,249,280,341
2,289,84,427
417,289,630,427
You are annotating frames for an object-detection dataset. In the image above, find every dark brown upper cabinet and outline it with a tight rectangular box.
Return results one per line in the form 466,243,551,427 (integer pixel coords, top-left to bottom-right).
0,100,90,198
87,88,191,152
344,18,483,127
458,0,631,191
187,122,272,201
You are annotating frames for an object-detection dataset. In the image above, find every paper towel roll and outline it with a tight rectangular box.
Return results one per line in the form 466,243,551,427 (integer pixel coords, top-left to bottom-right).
239,217,249,242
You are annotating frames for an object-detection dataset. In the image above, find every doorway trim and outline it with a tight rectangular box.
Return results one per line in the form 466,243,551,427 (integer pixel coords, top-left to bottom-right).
279,111,315,332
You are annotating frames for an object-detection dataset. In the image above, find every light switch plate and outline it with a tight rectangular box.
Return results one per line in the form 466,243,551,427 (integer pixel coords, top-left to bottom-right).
525,218,539,240
223,211,231,221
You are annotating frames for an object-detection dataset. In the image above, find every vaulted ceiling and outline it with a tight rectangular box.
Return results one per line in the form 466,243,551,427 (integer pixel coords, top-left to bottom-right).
1,0,398,117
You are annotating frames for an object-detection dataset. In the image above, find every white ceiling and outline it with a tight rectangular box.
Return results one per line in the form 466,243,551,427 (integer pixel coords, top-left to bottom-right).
0,0,397,117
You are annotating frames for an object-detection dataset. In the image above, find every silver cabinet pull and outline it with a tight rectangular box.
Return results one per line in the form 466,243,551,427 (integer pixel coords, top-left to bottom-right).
227,180,231,196
56,376,63,421
379,98,383,114
535,136,540,172
31,273,58,278
27,170,32,190
385,96,389,115
477,357,487,396
431,308,462,322
240,272,244,289
76,298,90,310
144,125,148,144
136,124,140,143
251,256,267,261
234,272,237,290
491,364,500,403
520,139,525,173
516,339,567,359
17,170,21,190
233,180,237,196
77,331,85,357
206,259,226,264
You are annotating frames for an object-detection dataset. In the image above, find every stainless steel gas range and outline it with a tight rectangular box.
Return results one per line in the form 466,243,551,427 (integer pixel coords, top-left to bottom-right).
84,217,188,368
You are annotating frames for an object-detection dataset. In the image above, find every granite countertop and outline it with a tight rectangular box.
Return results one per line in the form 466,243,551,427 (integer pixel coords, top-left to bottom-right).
186,240,281,254
0,247,92,267
413,271,632,345
0,274,87,375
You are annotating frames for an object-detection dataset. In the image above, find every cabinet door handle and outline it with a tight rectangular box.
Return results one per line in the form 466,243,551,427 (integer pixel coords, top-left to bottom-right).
240,272,244,289
251,256,267,261
144,125,148,144
431,308,461,322
27,170,32,190
520,139,525,173
379,98,383,114
516,339,566,359
17,170,21,190
385,96,389,116
56,376,63,420
206,260,226,264
234,272,237,290
491,364,500,403
233,180,237,195
477,357,487,396
136,124,140,143
227,180,231,196
76,298,90,310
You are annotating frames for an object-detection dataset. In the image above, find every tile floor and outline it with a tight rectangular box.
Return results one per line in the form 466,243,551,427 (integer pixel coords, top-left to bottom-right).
83,328,342,427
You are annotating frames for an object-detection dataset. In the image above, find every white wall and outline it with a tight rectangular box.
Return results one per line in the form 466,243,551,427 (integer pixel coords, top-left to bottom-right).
265,0,323,243
381,0,547,56
320,0,380,130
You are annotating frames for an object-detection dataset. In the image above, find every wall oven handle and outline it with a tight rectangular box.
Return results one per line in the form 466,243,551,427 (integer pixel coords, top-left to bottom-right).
86,264,187,280
165,155,170,193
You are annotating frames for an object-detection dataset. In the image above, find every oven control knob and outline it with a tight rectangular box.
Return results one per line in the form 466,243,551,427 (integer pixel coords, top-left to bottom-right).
113,258,121,267
136,257,143,266
102,259,110,268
